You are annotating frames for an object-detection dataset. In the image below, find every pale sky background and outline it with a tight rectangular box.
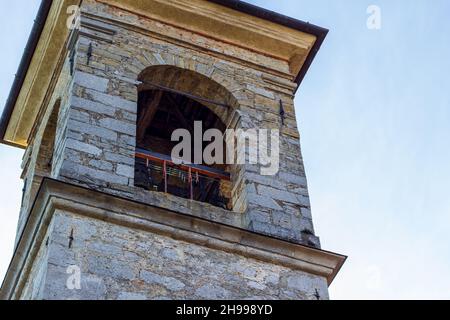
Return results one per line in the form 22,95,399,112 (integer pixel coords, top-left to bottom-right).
1,1,449,300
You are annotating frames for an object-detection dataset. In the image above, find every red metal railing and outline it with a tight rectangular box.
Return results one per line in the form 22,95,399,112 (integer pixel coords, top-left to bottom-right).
135,148,230,202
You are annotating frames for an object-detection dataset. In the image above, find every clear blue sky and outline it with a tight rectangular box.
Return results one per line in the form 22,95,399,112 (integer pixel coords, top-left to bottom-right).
1,1,449,299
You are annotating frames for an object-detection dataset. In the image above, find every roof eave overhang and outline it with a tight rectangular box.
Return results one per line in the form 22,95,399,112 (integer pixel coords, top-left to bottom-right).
207,0,329,88
1,0,80,148
0,0,53,149
0,0,328,148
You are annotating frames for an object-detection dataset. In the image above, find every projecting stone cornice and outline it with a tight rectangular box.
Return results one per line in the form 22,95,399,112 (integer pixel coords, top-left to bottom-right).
97,0,316,64
0,178,346,299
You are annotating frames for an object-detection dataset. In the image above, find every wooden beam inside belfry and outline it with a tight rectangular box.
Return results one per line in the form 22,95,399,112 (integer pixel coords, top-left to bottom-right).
137,90,163,144
166,94,193,132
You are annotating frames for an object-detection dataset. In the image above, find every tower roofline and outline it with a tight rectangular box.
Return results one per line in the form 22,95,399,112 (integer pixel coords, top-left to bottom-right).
0,0,328,148
0,0,52,149
207,0,329,87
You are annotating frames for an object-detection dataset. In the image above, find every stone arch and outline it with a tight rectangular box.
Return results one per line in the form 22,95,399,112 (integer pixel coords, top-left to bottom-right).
134,65,248,213
35,99,61,179
24,99,61,215
137,65,240,126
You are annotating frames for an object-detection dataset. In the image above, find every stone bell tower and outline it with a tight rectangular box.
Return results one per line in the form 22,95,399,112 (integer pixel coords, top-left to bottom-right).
0,0,345,300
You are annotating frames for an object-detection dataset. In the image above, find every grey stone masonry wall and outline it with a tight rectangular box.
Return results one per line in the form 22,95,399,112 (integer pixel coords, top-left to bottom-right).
16,54,73,246
20,210,328,300
57,69,137,194
51,0,320,246
3,180,344,300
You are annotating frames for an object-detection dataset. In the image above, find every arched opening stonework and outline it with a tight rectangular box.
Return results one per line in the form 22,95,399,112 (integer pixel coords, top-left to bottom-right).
17,99,61,241
137,65,239,124
29,100,61,201
134,65,246,212
35,100,61,179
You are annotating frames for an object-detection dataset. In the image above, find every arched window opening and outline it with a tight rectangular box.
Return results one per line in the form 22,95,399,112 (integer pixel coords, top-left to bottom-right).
26,99,60,212
135,89,232,210
36,99,60,179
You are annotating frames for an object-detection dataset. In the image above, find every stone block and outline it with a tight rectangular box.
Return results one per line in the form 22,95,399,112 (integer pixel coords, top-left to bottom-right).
69,108,90,123
66,139,102,156
247,194,282,210
301,207,312,219
116,164,134,178
87,255,135,281
286,274,328,299
279,172,308,187
89,159,114,171
104,152,135,166
140,270,185,291
71,96,116,117
74,71,109,93
68,120,118,141
85,89,137,113
247,211,271,224
118,292,147,300
272,211,293,229
246,172,286,190
117,134,136,147
61,161,129,185
257,185,300,204
98,118,135,136
195,283,231,299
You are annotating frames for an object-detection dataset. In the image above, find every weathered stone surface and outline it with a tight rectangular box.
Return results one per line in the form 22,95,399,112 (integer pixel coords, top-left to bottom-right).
6,178,345,302
71,96,117,117
14,210,331,300
68,119,118,141
55,4,315,243
257,185,300,204
10,0,334,301
85,89,137,113
74,71,109,93
118,292,147,300
248,194,282,211
279,172,308,186
287,274,329,299
195,284,231,299
246,84,275,99
116,164,134,178
97,118,135,136
60,161,129,185
140,271,186,291
104,152,134,166
66,139,102,157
